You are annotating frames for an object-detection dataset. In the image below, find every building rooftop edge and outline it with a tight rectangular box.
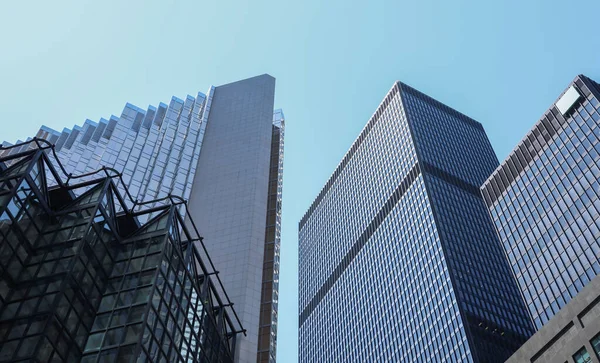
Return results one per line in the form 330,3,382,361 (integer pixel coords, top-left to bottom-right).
216,74,275,88
481,74,591,193
298,81,400,230
299,79,488,230
29,91,211,140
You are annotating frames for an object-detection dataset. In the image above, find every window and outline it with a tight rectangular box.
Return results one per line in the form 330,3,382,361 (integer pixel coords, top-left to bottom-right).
573,346,591,363
591,334,600,358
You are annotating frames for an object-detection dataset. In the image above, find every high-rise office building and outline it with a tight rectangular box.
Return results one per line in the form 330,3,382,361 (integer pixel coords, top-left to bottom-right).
2,74,284,363
481,75,600,330
298,81,534,362
0,141,244,362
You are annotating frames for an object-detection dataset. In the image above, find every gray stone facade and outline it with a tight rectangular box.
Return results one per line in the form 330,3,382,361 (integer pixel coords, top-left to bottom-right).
507,273,600,363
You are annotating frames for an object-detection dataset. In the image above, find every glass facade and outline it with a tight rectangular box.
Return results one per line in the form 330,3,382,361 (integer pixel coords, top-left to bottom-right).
0,141,244,362
2,75,284,362
299,82,533,362
8,91,215,219
482,75,600,330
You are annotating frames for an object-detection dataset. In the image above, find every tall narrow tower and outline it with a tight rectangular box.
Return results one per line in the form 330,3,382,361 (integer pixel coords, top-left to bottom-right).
186,75,282,362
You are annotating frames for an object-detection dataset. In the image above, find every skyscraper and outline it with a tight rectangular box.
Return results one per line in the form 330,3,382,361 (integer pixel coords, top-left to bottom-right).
298,81,534,362
481,74,600,330
0,140,244,362
2,74,284,363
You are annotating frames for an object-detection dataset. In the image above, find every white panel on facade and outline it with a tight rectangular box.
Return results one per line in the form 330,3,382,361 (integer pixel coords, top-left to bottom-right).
556,85,581,115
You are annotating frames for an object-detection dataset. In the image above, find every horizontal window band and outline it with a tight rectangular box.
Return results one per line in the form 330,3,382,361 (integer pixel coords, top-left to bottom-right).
299,163,420,326
421,162,483,199
299,163,483,326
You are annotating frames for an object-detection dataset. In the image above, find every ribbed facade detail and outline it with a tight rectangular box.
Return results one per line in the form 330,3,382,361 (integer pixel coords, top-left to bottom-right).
3,90,214,221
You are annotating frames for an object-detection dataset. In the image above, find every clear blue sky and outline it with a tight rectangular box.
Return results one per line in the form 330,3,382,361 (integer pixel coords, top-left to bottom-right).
1,0,599,361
